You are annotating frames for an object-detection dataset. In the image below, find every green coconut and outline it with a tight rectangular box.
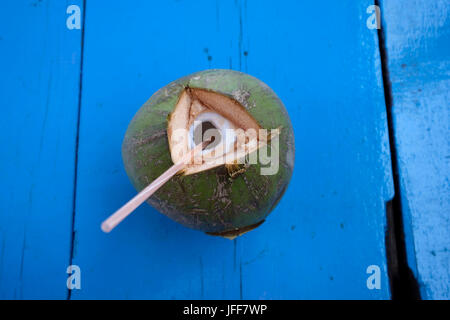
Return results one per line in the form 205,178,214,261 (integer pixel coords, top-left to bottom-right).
122,69,294,239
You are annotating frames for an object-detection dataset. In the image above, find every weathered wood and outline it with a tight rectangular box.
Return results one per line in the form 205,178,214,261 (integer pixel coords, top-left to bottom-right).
380,0,450,299
0,0,83,299
236,0,394,299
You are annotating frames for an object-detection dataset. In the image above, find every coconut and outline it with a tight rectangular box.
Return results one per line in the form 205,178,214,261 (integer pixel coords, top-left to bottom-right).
122,69,294,239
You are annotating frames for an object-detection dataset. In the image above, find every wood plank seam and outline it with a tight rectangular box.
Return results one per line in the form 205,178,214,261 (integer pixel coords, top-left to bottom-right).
374,0,421,300
68,0,87,301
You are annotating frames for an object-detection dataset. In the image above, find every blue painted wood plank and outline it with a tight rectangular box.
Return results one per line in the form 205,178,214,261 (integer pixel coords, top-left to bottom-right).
235,0,394,299
71,0,394,299
380,0,450,299
70,0,242,299
0,0,83,299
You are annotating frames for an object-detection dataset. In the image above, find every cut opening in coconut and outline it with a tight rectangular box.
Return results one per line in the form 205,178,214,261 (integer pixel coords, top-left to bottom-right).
192,121,219,150
167,87,275,175
188,111,236,155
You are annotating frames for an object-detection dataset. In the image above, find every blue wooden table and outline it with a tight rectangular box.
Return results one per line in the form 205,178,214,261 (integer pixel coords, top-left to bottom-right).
0,0,448,299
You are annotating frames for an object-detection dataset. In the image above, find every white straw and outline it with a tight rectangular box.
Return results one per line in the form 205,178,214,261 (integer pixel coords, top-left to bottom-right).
101,140,210,233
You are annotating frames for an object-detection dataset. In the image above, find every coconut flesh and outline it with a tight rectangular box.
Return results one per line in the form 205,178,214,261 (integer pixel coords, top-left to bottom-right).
167,87,275,176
